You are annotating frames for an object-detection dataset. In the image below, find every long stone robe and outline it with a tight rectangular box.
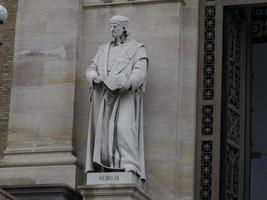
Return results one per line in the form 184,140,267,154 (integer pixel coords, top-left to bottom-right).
85,40,148,180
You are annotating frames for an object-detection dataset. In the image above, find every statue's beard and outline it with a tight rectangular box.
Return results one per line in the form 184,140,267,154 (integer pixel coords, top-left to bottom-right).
112,34,127,45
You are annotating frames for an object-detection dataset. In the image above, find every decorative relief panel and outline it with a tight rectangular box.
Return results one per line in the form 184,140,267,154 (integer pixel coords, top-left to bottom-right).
222,11,243,200
226,14,242,146
202,105,213,135
200,141,213,200
227,16,241,110
225,144,240,200
199,4,216,200
227,109,240,145
203,6,216,101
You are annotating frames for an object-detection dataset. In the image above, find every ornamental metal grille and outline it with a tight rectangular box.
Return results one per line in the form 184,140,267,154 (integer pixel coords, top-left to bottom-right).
252,7,267,42
225,143,240,200
221,9,245,200
227,18,241,110
202,105,213,135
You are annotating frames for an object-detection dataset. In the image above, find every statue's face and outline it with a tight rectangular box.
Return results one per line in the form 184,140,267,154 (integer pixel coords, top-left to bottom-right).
110,24,124,38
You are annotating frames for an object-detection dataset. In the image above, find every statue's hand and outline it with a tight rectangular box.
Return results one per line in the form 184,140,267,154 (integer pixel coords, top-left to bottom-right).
93,76,102,84
116,74,131,91
102,73,130,91
120,80,131,91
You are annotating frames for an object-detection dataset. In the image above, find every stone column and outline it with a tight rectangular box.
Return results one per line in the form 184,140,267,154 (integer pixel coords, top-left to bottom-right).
0,0,81,188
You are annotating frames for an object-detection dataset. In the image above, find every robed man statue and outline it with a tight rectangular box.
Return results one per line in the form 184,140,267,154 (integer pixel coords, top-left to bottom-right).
85,15,148,180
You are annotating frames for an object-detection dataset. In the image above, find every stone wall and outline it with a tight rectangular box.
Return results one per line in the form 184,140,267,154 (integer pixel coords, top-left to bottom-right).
0,0,18,157
0,0,79,188
178,0,198,198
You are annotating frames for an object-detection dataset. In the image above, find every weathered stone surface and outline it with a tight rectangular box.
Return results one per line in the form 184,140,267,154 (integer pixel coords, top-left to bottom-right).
0,151,76,167
0,165,77,188
80,186,149,200
0,0,18,158
0,188,16,200
0,0,80,189
86,172,144,188
79,181,150,200
2,184,82,200
177,0,198,199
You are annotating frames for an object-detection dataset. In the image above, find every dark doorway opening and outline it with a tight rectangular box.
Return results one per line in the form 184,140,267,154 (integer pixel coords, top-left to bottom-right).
250,6,267,200
250,42,267,200
221,5,267,200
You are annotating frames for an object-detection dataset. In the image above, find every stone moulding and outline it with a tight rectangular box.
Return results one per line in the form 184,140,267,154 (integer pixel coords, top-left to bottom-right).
0,151,76,167
83,0,184,7
79,184,150,200
2,184,82,200
0,188,16,200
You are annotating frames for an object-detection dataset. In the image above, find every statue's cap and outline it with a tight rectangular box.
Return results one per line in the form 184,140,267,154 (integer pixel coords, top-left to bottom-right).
109,15,129,27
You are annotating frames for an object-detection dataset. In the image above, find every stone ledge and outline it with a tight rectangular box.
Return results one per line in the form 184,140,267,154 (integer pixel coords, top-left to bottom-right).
79,184,150,200
0,165,77,188
4,147,73,155
0,188,16,200
0,151,76,167
2,184,82,200
83,0,184,7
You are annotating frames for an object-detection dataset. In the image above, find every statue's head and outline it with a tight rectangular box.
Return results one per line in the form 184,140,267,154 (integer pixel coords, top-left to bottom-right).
109,15,129,41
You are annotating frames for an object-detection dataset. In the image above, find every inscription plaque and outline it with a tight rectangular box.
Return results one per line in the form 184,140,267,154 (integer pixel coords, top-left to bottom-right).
99,175,119,181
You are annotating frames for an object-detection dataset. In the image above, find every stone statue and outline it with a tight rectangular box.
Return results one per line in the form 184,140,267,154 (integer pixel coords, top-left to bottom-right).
85,15,148,181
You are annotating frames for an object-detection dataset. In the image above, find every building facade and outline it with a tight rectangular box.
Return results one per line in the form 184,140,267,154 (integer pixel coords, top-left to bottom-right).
1,0,267,200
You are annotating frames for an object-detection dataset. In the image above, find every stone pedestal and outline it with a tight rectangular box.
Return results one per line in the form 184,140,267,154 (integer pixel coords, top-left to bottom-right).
79,172,150,200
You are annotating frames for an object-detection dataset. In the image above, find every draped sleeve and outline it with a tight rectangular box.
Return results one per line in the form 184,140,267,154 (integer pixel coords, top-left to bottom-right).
86,61,98,88
129,46,148,92
85,44,106,88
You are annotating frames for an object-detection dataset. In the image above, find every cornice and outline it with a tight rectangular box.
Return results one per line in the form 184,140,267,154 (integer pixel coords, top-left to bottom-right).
83,0,184,7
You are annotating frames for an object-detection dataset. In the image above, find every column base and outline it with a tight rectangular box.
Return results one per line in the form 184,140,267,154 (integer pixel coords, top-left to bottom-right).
0,150,77,188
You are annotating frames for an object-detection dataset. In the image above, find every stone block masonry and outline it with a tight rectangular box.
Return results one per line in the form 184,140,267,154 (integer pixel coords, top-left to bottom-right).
0,0,18,157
